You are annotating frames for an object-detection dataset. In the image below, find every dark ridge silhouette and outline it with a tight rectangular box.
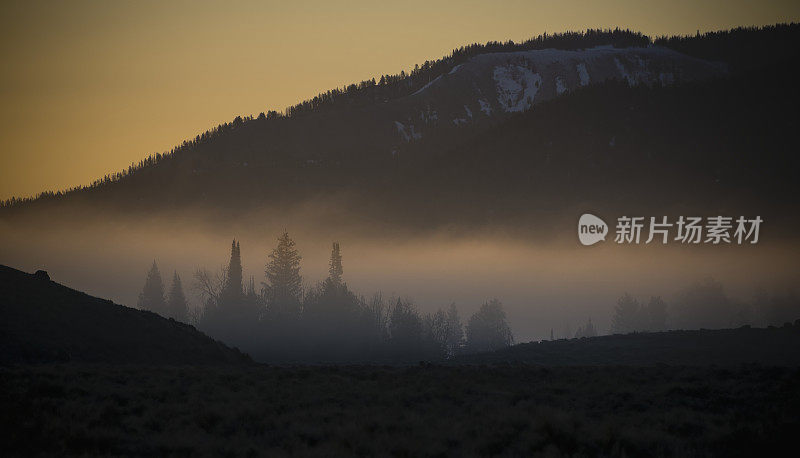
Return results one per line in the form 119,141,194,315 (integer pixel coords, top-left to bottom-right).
654,23,800,71
2,23,796,216
455,324,800,366
0,265,251,365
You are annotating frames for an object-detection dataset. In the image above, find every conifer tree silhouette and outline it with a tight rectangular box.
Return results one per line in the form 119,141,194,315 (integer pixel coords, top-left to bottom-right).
322,241,344,294
138,261,166,316
167,271,188,322
221,239,243,306
263,232,302,313
465,299,513,352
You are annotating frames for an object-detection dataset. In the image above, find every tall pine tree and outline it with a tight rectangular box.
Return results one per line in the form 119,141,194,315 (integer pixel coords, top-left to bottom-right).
221,239,243,305
167,271,188,322
322,241,344,294
263,231,302,309
137,261,166,316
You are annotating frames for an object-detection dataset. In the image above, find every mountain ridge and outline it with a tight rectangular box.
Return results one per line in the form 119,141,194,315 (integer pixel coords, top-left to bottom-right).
6,24,795,208
1,24,798,237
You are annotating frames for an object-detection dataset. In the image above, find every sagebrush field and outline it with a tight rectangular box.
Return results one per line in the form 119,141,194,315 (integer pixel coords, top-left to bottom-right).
2,363,798,457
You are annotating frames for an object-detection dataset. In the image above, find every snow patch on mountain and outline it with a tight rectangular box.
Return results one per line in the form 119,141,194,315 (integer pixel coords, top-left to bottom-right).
555,76,568,95
419,106,439,123
614,58,636,85
401,46,725,128
493,65,542,112
411,75,443,96
478,99,492,116
576,63,590,86
452,105,474,126
394,121,422,142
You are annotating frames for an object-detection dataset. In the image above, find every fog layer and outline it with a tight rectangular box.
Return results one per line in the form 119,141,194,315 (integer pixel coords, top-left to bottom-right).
2,211,796,344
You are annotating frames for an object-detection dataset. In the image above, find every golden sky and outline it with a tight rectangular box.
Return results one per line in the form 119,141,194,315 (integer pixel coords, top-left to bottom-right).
1,0,798,201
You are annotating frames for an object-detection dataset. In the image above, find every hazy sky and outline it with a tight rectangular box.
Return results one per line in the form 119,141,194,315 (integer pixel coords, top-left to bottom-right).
1,0,798,200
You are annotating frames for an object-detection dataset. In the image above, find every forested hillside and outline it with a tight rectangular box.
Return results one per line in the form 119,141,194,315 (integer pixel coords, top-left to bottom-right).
2,24,798,236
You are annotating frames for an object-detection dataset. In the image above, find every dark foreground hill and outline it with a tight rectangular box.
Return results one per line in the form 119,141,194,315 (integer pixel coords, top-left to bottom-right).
0,265,250,365
456,324,800,366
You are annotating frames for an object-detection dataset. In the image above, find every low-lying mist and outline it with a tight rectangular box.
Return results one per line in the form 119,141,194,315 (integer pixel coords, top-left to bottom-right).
1,209,798,344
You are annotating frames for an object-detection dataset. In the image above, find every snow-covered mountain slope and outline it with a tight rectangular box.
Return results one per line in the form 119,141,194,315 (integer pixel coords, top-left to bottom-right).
387,46,726,143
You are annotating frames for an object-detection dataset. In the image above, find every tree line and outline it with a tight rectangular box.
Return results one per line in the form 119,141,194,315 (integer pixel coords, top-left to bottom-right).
283,28,649,117
610,279,800,334
137,233,513,362
137,233,799,361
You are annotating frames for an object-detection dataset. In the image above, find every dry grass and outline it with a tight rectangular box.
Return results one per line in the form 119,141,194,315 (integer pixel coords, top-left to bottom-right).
2,363,798,457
